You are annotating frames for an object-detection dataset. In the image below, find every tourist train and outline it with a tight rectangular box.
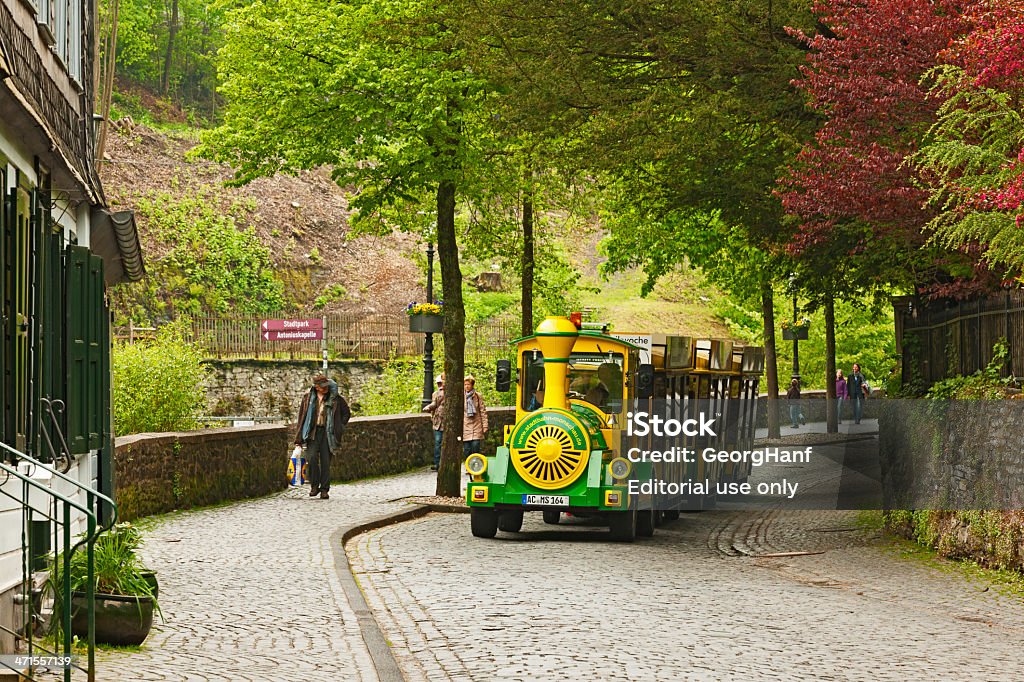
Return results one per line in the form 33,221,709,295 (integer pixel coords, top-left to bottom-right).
465,315,764,541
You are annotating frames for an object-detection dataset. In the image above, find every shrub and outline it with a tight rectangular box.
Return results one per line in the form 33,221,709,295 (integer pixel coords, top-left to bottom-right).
357,345,516,417
113,325,209,434
926,339,1012,400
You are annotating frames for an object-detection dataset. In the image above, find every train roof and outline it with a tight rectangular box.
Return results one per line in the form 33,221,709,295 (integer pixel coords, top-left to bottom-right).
510,330,641,350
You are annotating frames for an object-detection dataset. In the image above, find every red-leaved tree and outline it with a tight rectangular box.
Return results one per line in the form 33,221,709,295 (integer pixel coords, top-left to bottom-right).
778,0,988,297
914,0,1024,279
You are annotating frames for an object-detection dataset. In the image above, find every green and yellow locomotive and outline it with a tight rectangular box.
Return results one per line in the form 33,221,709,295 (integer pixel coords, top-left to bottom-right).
465,315,763,541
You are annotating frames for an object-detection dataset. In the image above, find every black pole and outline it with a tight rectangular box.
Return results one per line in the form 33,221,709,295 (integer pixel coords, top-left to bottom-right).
792,295,800,382
421,241,435,408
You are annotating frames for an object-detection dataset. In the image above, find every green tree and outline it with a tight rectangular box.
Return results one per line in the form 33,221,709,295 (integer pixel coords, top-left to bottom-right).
197,0,495,496
463,0,819,435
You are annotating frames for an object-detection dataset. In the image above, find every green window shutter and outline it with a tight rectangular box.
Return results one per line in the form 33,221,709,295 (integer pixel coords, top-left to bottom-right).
88,253,106,450
1,179,8,454
65,245,90,453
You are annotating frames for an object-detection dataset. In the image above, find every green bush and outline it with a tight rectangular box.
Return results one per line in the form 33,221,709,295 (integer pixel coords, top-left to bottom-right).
926,339,1011,400
113,326,209,434
358,345,516,417
110,185,285,325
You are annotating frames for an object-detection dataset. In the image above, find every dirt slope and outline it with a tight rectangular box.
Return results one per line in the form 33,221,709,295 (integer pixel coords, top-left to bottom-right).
100,121,422,316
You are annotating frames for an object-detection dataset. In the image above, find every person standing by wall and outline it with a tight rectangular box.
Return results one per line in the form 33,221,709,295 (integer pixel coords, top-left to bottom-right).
847,363,867,425
835,370,847,425
462,375,488,456
294,374,351,499
786,378,802,429
422,374,445,471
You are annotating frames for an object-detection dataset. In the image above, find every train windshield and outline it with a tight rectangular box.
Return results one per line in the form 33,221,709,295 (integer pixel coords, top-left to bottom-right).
520,350,625,413
568,353,625,413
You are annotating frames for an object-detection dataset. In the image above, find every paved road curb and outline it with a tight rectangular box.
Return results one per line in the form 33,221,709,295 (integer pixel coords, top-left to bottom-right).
334,502,467,681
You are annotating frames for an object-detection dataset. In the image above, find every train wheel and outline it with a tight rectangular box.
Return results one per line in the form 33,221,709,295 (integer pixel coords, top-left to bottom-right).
471,508,498,538
497,510,524,533
637,507,656,537
663,509,681,521
543,510,561,525
609,508,637,542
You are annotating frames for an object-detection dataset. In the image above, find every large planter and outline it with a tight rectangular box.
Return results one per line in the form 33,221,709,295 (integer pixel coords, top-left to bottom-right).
782,328,809,341
71,592,154,646
409,314,443,334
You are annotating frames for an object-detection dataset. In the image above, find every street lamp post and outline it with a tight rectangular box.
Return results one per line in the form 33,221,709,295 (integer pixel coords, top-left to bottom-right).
421,241,436,408
792,294,801,382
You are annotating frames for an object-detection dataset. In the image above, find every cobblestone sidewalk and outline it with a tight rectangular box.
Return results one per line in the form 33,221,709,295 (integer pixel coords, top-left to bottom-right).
89,470,437,682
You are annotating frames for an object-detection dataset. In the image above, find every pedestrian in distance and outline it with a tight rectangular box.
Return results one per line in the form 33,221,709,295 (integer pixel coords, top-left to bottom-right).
462,375,488,457
294,373,351,499
786,378,802,429
835,370,847,424
846,363,868,425
422,374,445,471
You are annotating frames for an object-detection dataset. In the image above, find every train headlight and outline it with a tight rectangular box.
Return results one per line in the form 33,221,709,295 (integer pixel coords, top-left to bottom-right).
465,454,488,476
608,457,631,480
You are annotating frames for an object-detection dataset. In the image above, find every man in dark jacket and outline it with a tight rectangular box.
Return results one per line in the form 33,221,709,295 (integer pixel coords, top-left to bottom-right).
294,374,351,499
846,363,868,425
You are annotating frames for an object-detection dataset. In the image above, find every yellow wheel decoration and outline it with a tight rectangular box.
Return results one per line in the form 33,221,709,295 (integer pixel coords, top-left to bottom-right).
509,409,591,490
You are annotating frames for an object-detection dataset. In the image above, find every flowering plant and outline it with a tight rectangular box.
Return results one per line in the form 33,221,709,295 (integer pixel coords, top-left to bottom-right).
406,301,443,316
781,317,811,331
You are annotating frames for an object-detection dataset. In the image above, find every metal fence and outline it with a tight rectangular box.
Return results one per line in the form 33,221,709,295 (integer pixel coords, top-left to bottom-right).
895,291,1024,388
115,314,520,362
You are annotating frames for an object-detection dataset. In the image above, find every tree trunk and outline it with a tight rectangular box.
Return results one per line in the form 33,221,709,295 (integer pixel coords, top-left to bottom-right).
96,0,121,166
161,0,179,95
761,277,780,439
436,179,465,497
824,296,837,433
521,182,534,337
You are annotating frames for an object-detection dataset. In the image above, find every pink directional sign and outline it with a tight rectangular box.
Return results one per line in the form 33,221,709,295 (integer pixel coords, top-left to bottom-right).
260,319,324,341
263,329,323,341
261,318,323,331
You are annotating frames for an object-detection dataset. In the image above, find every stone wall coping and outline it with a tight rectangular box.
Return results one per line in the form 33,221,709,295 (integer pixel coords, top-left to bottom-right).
115,406,518,448
116,424,288,448
205,358,382,369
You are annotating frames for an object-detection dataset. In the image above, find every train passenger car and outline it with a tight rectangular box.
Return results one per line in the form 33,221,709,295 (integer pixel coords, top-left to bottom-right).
465,316,763,541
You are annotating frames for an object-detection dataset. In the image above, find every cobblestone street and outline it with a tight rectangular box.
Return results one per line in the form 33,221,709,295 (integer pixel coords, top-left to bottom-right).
348,509,1024,681
80,442,1024,682
92,471,438,682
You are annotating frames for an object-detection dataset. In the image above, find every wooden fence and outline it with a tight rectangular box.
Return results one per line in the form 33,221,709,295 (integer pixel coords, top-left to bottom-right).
116,314,520,362
895,291,1024,388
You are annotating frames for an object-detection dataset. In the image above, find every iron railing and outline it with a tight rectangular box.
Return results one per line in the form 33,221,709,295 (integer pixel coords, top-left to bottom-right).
0,442,117,682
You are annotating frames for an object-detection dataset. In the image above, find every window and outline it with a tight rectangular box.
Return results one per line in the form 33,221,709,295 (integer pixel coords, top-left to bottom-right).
53,0,66,67
521,350,544,411
567,353,624,413
67,0,81,83
37,0,56,47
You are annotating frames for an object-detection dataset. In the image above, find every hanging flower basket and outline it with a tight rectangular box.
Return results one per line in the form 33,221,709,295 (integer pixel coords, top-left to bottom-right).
409,314,443,334
407,302,443,334
781,317,810,340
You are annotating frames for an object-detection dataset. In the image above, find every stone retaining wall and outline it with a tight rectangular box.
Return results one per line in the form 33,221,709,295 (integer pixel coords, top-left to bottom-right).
114,407,516,520
879,400,1024,572
203,359,384,420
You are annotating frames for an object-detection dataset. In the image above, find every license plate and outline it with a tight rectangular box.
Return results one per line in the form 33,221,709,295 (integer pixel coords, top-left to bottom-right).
522,494,569,506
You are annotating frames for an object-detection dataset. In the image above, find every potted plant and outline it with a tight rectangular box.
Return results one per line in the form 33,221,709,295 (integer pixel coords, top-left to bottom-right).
49,523,159,646
406,301,444,334
781,317,811,341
